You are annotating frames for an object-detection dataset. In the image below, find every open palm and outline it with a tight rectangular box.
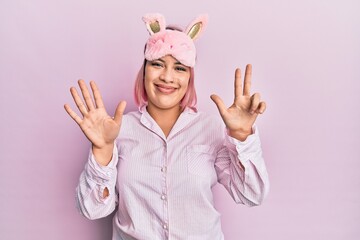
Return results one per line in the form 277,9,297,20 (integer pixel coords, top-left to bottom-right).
64,80,126,149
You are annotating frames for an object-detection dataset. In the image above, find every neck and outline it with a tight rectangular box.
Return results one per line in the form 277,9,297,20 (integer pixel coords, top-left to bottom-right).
147,103,182,137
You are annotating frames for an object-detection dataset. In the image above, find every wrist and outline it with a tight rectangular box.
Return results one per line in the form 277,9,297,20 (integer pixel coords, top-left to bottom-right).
228,128,253,142
92,143,114,166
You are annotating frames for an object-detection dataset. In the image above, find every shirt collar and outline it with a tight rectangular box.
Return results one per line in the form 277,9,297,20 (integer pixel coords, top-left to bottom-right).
138,104,198,140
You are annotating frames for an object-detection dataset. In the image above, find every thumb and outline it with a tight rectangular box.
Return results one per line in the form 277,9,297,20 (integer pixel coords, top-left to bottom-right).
113,101,127,125
210,94,227,117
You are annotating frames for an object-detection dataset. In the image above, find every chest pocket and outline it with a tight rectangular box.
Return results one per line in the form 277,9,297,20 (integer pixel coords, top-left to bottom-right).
186,145,215,178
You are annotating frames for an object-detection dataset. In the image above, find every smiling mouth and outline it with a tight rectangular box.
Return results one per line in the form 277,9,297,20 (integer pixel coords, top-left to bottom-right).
155,84,177,94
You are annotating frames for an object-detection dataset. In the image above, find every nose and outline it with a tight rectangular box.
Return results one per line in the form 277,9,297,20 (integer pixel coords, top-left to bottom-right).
159,68,174,83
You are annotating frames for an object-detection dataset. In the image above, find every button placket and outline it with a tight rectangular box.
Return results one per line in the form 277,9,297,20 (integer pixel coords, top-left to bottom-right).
163,223,168,229
161,142,169,235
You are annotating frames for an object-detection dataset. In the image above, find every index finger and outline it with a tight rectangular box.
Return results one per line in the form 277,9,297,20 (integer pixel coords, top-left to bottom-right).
243,64,252,96
90,81,105,108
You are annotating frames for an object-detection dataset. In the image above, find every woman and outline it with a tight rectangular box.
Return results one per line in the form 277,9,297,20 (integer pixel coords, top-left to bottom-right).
64,13,269,240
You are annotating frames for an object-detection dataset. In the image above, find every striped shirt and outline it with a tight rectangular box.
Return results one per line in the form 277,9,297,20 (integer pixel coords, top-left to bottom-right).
76,106,270,240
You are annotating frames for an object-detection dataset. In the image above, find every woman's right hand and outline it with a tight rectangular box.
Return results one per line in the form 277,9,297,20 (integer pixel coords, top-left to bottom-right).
64,80,126,166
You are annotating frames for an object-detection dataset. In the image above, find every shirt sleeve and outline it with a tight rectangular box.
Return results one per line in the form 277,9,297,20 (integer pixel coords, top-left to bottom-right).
215,126,270,206
75,145,119,220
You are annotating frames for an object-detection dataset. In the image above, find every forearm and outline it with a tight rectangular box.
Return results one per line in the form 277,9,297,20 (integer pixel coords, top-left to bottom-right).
228,147,269,205
76,172,117,219
76,146,119,219
217,126,270,206
230,128,269,204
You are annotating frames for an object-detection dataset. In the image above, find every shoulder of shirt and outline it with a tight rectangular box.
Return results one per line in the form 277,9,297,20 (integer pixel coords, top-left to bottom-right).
123,110,141,117
189,110,225,128
121,110,141,122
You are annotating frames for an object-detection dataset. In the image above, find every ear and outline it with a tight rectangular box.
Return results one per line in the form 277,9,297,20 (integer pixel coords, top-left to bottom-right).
142,13,166,35
185,14,209,41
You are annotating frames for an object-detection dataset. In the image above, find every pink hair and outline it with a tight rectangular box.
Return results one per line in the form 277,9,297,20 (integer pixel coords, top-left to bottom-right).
134,59,197,111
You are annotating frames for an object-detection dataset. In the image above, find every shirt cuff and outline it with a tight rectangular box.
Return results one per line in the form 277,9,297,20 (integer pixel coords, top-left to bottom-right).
86,145,119,182
225,125,261,165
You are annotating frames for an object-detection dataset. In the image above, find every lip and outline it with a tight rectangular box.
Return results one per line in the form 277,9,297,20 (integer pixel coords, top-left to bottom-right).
155,84,177,94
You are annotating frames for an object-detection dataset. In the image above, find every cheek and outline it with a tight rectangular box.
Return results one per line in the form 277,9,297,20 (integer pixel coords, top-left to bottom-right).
182,82,189,92
144,70,155,86
143,76,153,97
144,65,156,83
181,77,190,90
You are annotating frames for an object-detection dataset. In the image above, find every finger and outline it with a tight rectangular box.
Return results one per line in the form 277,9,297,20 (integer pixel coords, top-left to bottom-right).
113,101,127,125
256,101,266,114
78,79,95,111
210,94,227,117
64,104,82,125
90,81,105,108
243,64,252,96
70,87,88,116
234,68,242,101
249,93,261,114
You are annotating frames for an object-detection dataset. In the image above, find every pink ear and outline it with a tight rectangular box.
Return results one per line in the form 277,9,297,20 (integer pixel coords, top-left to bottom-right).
142,13,166,35
185,14,209,41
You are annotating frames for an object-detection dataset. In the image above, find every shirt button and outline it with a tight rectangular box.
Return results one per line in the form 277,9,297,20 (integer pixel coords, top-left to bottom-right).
161,166,167,173
161,195,167,200
163,223,168,229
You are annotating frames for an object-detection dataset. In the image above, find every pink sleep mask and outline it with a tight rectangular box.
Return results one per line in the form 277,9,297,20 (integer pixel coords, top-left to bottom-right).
142,13,208,67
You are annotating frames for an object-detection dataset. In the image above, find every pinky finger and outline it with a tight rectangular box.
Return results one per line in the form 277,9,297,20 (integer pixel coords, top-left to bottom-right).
64,104,82,125
256,102,267,114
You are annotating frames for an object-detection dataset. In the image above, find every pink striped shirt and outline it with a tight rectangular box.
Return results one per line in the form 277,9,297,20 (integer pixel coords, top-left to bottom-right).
76,106,269,240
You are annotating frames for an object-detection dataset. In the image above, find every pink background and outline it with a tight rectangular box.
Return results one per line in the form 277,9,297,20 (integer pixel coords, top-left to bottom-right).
1,0,359,239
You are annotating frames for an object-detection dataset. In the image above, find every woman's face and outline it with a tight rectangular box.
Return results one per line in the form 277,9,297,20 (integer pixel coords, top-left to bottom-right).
144,55,191,111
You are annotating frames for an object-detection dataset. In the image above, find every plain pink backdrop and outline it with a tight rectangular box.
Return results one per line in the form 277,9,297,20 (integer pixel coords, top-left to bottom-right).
1,0,359,239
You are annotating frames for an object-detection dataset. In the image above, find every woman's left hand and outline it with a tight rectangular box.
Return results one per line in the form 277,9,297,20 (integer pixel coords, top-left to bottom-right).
211,64,266,141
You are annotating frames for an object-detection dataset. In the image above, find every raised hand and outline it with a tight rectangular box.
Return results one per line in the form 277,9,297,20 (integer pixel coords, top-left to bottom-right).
64,80,126,165
210,64,266,141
